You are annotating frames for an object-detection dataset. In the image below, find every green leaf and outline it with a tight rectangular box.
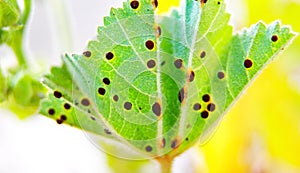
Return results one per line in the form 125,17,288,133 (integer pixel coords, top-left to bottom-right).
6,71,46,119
0,67,6,102
12,72,34,105
40,0,296,160
0,0,20,27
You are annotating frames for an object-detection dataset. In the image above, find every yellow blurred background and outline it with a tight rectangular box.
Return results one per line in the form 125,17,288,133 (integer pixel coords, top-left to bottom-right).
158,0,300,172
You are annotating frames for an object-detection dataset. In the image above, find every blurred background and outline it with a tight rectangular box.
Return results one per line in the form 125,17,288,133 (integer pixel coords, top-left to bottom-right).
0,0,300,172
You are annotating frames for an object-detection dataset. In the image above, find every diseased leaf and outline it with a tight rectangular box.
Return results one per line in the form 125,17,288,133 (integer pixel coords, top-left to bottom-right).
40,0,296,159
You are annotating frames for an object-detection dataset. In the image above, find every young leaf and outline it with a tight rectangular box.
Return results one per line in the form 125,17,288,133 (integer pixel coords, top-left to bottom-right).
40,0,296,160
0,0,20,27
6,71,46,119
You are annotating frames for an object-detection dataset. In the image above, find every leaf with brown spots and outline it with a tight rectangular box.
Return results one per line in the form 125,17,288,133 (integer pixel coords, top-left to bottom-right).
39,0,296,161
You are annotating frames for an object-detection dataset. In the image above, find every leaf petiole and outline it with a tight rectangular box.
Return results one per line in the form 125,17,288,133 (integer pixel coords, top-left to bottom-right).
156,157,173,173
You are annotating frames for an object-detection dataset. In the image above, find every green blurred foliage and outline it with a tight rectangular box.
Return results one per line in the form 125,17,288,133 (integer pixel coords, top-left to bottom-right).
0,0,46,119
0,0,20,27
0,67,6,102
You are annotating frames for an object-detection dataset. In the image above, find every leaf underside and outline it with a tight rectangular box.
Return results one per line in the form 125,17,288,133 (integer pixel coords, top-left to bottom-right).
40,0,295,159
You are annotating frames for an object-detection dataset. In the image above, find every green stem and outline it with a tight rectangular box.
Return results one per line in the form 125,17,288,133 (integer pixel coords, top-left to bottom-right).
12,0,32,68
11,36,27,68
156,157,173,173
20,0,32,25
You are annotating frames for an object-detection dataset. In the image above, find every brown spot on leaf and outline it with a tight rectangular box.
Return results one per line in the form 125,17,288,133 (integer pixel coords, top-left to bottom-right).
271,35,278,42
54,91,62,98
152,0,158,8
218,71,225,79
193,103,201,111
147,59,156,69
98,88,106,95
130,0,139,9
207,103,216,112
56,119,63,124
83,51,91,58
171,139,179,149
48,109,55,115
64,103,71,110
113,95,119,102
106,52,114,60
201,111,209,119
156,26,161,37
178,88,185,103
244,59,253,68
145,40,155,50
189,70,195,82
174,59,183,69
200,51,206,58
81,98,90,106
202,94,210,102
152,102,161,116
161,138,166,148
103,78,110,85
201,0,208,6
104,129,112,135
145,145,153,152
60,115,67,121
124,102,132,110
